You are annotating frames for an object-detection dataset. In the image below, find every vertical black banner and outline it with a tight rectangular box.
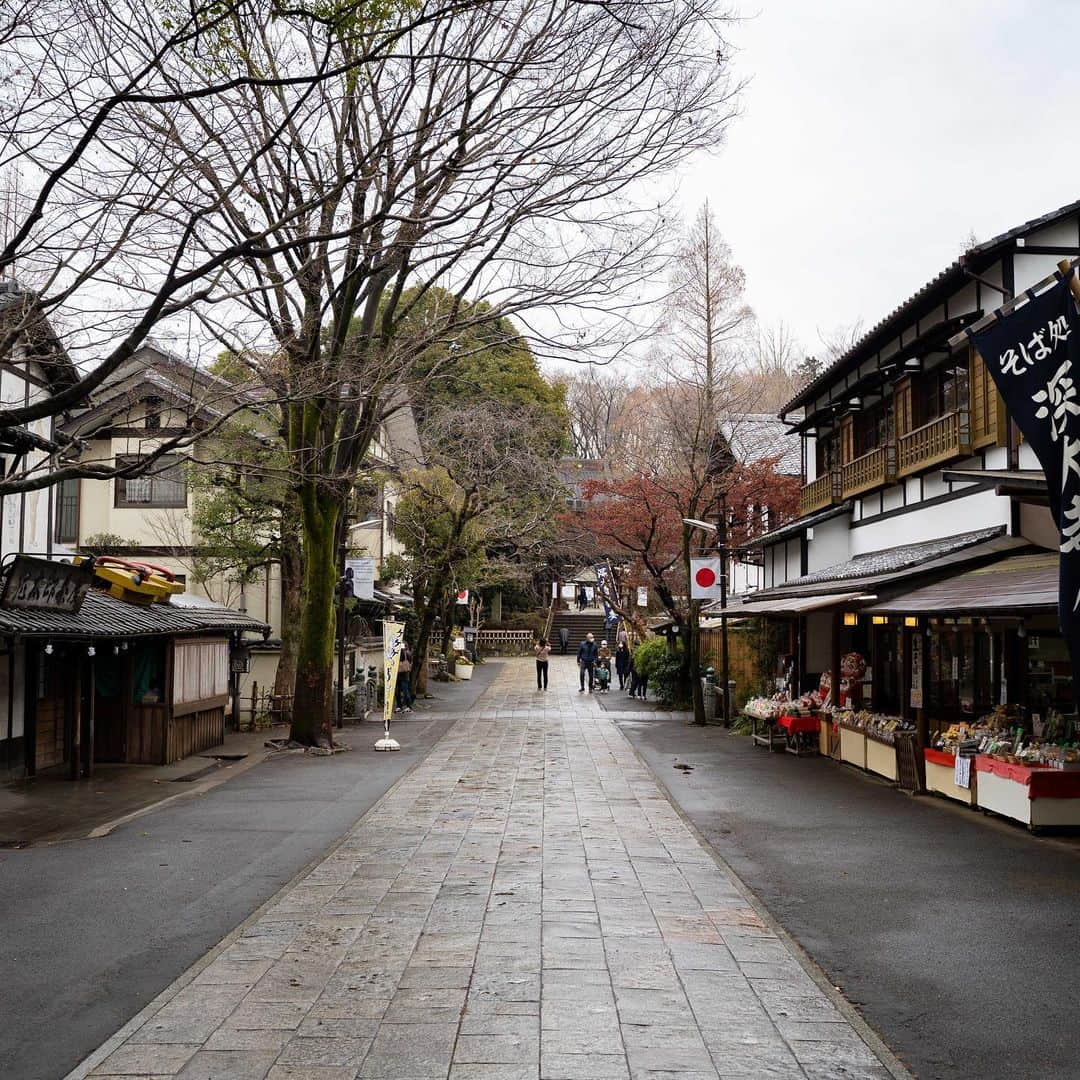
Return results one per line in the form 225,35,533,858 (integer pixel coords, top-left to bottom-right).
967,275,1080,701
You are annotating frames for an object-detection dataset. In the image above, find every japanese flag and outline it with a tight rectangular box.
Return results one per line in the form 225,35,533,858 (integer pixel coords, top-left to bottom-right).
690,558,724,599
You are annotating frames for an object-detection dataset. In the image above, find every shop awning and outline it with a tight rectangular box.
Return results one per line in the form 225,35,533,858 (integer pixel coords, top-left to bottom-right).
941,467,1049,507
718,591,877,617
863,552,1058,615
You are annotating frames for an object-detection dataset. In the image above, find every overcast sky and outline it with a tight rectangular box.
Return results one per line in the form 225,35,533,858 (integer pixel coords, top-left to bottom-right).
676,0,1080,360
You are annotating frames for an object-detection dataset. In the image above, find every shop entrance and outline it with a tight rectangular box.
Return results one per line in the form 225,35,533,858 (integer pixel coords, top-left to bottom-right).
93,652,127,763
93,642,169,765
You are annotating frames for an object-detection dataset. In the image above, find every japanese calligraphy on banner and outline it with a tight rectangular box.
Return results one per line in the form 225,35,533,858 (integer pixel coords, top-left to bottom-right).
910,633,923,710
967,274,1080,687
383,620,406,729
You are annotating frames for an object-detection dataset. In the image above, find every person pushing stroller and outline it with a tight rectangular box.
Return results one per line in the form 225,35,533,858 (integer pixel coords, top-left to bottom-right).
595,640,612,694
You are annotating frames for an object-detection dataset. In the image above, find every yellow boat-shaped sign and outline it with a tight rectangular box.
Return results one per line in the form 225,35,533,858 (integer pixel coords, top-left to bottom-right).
76,556,185,606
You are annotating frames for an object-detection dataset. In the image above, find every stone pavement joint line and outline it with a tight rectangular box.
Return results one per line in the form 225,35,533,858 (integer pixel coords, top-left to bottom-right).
75,657,899,1080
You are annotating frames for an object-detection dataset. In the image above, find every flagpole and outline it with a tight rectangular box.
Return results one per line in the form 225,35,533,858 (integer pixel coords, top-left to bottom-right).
1057,259,1080,305
948,257,1080,349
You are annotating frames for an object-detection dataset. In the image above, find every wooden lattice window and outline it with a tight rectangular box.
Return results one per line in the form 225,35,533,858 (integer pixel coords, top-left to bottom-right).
969,347,1005,448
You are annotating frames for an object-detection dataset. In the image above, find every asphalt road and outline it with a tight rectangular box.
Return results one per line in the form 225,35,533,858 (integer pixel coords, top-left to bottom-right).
0,665,497,1080
619,715,1080,1080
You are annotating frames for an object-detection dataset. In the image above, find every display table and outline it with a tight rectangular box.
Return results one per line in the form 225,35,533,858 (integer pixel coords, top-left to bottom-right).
974,756,1080,829
865,735,898,782
839,724,867,769
777,713,819,757
750,714,786,751
924,748,977,806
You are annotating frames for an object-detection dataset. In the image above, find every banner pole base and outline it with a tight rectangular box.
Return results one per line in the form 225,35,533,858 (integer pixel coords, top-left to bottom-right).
374,736,401,751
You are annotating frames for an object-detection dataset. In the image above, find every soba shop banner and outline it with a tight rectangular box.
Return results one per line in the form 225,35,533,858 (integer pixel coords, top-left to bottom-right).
967,274,1080,686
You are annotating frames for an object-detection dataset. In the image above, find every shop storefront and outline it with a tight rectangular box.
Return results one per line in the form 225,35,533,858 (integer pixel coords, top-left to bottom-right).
731,547,1080,830
0,556,268,780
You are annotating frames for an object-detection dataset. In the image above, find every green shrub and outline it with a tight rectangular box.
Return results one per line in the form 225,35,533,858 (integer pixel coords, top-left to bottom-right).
632,637,669,680
633,637,685,707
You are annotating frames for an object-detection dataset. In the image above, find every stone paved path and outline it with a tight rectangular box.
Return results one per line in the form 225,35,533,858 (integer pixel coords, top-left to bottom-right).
73,658,902,1080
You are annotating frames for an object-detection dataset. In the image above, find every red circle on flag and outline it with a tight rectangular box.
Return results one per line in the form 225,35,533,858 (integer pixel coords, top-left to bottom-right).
695,566,716,588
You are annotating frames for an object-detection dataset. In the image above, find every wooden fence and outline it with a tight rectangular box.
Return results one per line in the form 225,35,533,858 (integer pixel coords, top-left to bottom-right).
478,630,535,656
700,624,768,708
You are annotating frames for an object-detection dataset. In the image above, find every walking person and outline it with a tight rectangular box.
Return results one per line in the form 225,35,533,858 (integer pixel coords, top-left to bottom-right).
596,639,612,694
534,637,551,690
577,632,598,693
558,625,570,654
615,640,630,690
577,585,588,612
395,644,414,712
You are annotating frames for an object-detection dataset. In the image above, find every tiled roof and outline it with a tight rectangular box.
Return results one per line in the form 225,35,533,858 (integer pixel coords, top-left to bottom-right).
719,414,801,475
775,527,1006,590
780,197,1080,416
0,587,268,639
725,527,1025,606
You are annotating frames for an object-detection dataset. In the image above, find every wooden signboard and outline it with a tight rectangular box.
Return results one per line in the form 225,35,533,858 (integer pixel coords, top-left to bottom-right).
0,556,93,613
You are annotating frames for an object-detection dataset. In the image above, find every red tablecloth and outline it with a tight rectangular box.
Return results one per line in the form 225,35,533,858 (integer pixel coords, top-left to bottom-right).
924,748,956,768
778,714,820,735
974,755,1080,799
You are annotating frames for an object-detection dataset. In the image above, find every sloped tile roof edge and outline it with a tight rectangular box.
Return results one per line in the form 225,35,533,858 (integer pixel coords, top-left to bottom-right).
0,587,268,638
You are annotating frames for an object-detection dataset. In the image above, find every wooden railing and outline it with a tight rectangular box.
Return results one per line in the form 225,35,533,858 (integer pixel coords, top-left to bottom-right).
799,470,841,516
477,629,536,656
897,410,970,476
841,444,896,499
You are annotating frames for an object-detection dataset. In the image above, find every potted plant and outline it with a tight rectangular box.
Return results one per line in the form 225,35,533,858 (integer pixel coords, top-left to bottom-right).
455,655,474,680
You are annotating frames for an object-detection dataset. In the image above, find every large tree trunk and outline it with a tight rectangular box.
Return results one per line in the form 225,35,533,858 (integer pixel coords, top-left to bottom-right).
412,592,440,696
273,502,303,726
291,485,339,746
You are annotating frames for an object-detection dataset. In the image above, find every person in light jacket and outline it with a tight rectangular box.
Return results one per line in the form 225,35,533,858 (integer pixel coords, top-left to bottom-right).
534,637,551,690
577,632,599,692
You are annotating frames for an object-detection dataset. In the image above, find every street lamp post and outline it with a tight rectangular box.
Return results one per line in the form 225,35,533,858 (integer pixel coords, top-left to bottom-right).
717,492,730,725
683,511,730,724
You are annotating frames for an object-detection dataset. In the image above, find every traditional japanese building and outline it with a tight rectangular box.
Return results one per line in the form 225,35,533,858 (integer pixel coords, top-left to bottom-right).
0,298,269,778
727,199,1080,739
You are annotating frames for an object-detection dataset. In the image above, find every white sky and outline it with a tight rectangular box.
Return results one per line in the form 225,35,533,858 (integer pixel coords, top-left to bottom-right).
674,0,1080,360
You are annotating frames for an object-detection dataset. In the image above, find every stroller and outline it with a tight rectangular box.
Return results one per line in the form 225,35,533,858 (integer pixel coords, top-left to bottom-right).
595,659,612,694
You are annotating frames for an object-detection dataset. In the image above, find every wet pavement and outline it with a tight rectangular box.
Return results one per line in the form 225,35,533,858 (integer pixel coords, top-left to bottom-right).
70,657,903,1080
620,710,1080,1080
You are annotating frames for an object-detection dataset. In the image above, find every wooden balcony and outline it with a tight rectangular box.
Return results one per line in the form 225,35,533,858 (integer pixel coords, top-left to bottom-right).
897,410,970,477
841,445,896,499
799,470,841,516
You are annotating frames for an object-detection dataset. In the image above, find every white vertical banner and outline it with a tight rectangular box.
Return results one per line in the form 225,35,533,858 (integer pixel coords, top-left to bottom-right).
380,620,406,750
636,586,648,608
346,557,376,601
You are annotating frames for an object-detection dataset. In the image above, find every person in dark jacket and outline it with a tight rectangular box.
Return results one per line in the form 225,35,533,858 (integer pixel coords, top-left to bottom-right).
614,641,631,690
558,625,570,654
577,585,588,612
577,632,599,692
